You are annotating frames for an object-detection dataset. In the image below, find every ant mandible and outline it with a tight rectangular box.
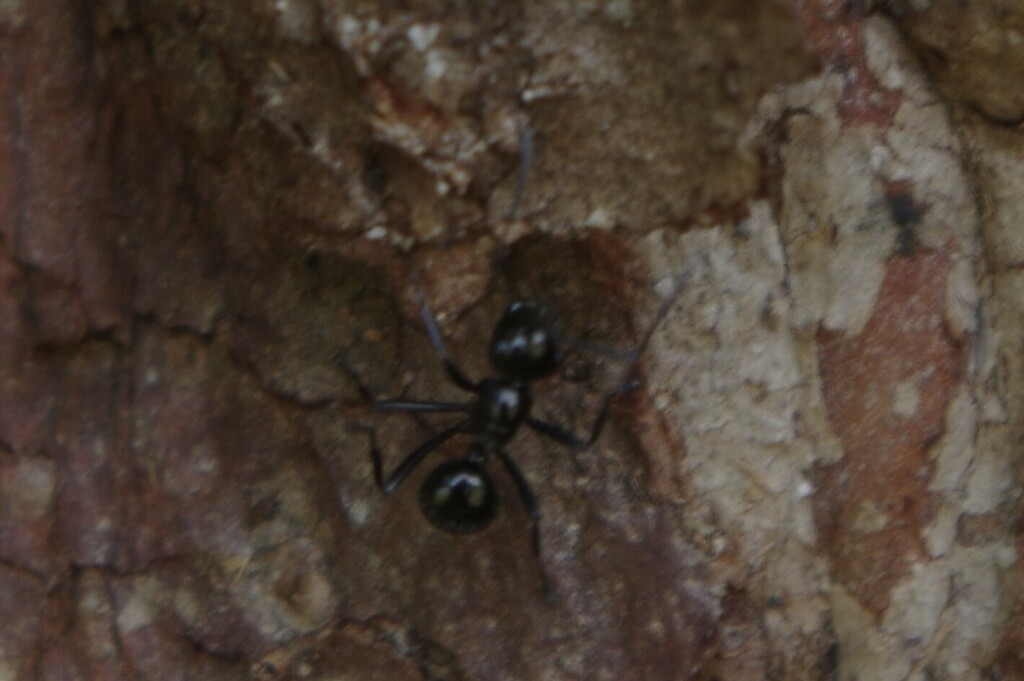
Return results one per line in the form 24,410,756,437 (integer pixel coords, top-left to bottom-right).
368,287,634,597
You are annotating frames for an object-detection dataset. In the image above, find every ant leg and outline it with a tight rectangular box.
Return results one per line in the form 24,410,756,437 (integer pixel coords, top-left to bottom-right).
412,283,478,392
370,419,468,493
495,447,553,601
376,400,468,414
526,381,638,451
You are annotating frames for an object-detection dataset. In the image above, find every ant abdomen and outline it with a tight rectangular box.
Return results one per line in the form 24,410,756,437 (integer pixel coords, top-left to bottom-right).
419,459,498,534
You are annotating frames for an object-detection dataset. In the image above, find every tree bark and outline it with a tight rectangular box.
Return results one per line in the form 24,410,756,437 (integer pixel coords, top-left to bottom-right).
1,1,1021,680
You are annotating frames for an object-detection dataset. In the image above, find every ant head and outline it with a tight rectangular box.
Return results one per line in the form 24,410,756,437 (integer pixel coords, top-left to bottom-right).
419,459,497,534
489,301,560,380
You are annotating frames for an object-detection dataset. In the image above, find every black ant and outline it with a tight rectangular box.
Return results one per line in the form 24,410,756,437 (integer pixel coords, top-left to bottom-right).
366,289,635,597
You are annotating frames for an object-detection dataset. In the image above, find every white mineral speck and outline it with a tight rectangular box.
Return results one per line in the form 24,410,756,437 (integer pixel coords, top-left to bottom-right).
795,479,813,499
407,23,440,51
585,207,614,230
654,277,675,299
347,499,369,526
338,16,359,43
711,536,727,555
117,590,155,634
892,380,920,417
425,50,448,81
869,144,891,171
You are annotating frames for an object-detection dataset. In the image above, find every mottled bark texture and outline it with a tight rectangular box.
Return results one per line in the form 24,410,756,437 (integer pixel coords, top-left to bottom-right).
0,0,1021,680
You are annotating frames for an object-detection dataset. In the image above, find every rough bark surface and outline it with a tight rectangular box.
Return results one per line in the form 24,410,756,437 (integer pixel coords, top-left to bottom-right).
1,1,1021,680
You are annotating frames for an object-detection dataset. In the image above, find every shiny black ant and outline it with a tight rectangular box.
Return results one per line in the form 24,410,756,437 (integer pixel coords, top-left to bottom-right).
367,289,635,597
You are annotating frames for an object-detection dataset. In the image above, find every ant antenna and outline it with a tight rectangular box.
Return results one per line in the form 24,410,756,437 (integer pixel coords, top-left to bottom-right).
506,124,534,221
409,271,478,392
560,283,684,367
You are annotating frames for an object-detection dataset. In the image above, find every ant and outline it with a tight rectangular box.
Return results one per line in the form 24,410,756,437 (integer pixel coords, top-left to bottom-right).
366,288,635,597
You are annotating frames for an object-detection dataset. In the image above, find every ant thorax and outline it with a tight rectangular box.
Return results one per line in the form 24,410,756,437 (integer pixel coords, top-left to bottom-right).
468,378,532,444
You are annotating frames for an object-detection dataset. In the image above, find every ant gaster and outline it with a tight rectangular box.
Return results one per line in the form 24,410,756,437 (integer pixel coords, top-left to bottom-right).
368,290,634,597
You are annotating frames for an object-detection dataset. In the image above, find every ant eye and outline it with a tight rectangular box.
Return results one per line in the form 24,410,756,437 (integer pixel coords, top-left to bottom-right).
529,329,547,359
419,460,497,534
